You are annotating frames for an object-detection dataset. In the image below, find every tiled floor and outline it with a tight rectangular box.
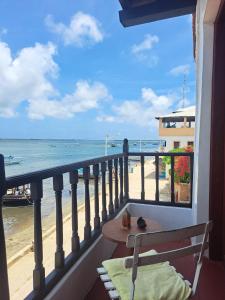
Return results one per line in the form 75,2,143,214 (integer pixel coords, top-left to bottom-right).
86,241,225,300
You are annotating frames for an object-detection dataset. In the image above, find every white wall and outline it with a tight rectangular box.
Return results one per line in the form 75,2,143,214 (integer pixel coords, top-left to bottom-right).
162,136,195,151
128,203,193,230
193,0,221,225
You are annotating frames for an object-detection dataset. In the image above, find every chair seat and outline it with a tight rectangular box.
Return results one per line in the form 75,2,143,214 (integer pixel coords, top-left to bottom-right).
102,250,192,300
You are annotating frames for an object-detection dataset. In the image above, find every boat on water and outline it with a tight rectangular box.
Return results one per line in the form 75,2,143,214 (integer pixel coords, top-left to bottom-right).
110,143,117,147
3,185,33,207
5,156,22,166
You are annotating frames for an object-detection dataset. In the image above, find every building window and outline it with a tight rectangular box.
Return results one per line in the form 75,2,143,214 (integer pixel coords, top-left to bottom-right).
173,141,180,149
187,141,194,147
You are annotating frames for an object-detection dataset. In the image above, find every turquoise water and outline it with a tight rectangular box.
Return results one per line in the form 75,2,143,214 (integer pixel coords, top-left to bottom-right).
0,139,160,177
0,139,160,240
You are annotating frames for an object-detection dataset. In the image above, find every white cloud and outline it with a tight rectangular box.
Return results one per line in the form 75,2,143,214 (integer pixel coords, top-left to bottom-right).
132,34,159,54
96,115,116,123
0,27,7,37
45,12,104,47
28,80,111,119
0,41,111,119
170,64,190,76
97,88,175,127
0,41,58,117
131,34,159,67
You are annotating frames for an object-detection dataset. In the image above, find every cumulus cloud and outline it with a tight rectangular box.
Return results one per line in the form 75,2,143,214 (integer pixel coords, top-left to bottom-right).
0,41,110,119
170,64,190,76
28,80,111,119
0,41,58,117
131,34,159,67
45,12,104,47
97,88,175,127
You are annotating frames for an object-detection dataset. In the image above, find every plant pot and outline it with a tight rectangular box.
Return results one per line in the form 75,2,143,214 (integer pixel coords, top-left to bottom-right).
175,183,190,202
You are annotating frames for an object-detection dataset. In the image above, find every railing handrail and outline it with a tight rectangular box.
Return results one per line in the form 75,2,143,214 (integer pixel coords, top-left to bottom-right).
3,151,194,190
0,140,194,300
4,153,124,190
129,152,194,157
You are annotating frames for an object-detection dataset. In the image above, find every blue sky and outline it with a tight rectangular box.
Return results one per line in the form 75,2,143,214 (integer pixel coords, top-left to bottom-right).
0,0,195,139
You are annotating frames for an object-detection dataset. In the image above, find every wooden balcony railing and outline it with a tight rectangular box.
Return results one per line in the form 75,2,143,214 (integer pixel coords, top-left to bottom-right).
0,139,193,300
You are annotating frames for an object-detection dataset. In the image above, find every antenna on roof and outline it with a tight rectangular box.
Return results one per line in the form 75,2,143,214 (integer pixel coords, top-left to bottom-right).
181,74,187,109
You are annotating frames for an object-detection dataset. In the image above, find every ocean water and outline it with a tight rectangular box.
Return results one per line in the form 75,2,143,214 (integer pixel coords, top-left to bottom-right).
0,139,160,252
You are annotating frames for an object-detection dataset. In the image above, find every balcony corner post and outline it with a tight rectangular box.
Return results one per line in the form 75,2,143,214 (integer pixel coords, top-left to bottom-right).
123,139,129,202
0,154,10,300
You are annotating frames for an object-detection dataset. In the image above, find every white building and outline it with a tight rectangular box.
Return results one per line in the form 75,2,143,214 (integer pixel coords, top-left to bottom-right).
156,106,195,151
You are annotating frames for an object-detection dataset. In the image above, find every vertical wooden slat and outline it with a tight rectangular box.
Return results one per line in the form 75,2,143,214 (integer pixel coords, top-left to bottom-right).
93,164,100,231
83,167,91,241
123,139,129,201
69,170,80,253
0,155,9,300
114,158,119,210
119,157,124,205
101,162,107,222
141,155,145,201
108,160,114,216
31,180,45,293
53,174,64,269
155,155,159,202
171,156,175,204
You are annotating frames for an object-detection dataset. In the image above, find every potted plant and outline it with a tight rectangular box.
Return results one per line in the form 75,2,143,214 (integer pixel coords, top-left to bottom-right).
162,146,193,202
174,146,192,202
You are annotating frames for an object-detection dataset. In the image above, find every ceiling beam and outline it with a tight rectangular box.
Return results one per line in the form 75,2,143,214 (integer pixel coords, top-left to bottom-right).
119,0,156,9
119,0,197,27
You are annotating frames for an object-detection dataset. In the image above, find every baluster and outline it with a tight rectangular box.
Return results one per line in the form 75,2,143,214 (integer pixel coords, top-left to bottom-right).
119,157,124,205
171,156,175,204
114,158,119,210
69,170,80,253
83,167,91,241
31,180,45,293
108,160,114,216
190,154,194,206
53,174,64,269
0,155,9,300
141,155,145,201
123,139,129,201
101,162,107,222
93,164,100,231
155,155,159,202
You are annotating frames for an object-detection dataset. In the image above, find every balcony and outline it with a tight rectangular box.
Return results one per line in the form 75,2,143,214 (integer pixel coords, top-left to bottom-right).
0,139,224,300
159,127,195,137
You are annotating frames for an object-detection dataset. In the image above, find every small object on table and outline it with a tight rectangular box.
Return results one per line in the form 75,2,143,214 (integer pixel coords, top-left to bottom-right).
137,217,147,229
122,208,131,228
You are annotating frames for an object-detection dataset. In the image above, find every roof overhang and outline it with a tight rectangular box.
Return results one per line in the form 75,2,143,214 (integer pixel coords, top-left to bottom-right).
119,0,197,27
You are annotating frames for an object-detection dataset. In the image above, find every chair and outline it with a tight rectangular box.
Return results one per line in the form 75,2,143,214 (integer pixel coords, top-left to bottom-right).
97,221,212,300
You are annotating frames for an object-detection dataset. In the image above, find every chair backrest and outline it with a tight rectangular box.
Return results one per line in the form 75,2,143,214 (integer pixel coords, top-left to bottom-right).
124,221,213,300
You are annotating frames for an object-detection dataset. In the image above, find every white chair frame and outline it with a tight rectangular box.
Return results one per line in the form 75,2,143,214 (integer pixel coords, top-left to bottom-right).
97,221,213,300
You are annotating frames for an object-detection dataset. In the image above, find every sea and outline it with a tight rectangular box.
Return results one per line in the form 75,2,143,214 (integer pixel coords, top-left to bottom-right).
0,139,161,257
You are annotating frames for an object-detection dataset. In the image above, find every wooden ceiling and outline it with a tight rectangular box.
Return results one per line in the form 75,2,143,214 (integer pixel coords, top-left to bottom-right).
119,0,197,27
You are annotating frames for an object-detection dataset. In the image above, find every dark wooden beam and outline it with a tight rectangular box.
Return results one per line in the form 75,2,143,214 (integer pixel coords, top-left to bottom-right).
119,0,197,27
119,0,156,9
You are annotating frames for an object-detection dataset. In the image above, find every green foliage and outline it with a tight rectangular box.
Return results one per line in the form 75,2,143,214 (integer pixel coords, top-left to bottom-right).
162,148,185,166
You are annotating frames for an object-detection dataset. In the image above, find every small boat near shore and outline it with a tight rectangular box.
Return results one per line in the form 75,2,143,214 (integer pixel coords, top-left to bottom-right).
3,185,33,207
5,156,22,166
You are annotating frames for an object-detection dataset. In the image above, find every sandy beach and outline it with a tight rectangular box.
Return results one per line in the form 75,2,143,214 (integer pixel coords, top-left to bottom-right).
6,159,170,299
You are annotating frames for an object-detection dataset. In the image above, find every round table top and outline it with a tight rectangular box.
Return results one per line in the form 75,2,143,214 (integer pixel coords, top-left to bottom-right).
102,217,162,244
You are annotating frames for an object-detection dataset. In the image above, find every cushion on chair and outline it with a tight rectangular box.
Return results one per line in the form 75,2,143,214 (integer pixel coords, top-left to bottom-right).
102,250,192,300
